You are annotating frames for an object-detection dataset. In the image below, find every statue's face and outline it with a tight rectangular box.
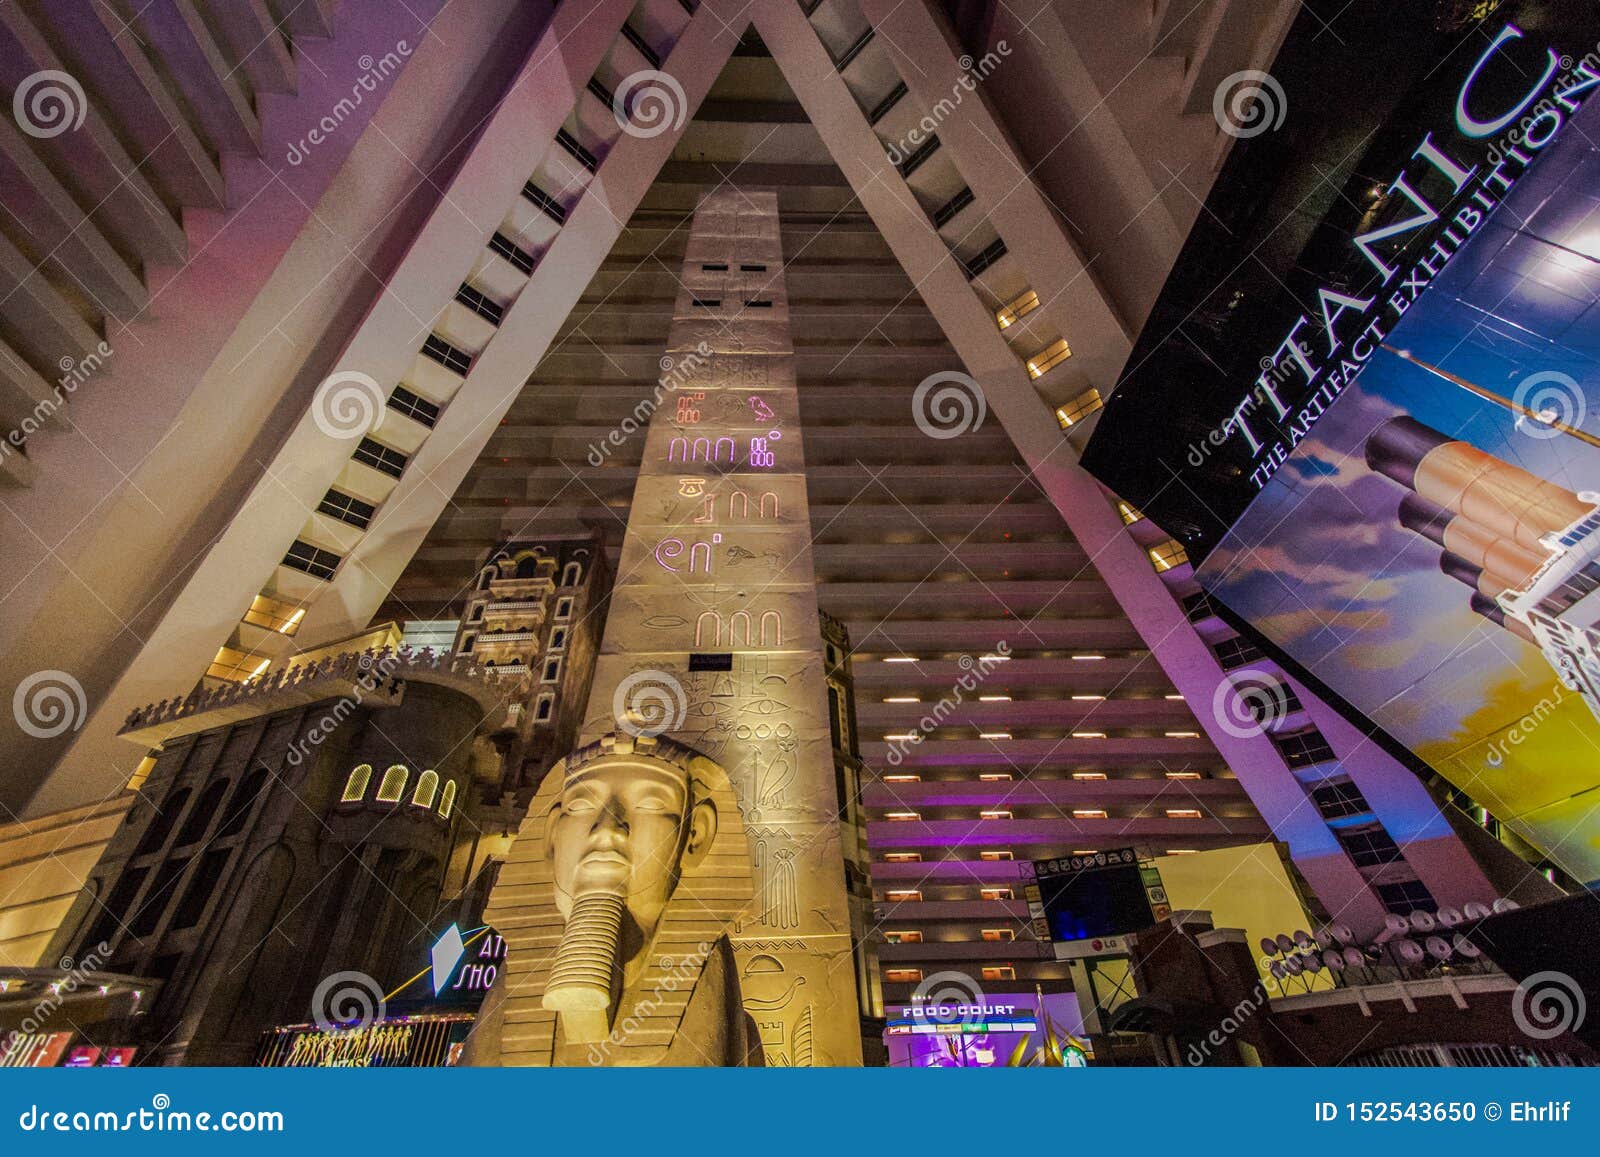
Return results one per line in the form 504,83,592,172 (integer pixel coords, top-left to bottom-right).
547,763,713,941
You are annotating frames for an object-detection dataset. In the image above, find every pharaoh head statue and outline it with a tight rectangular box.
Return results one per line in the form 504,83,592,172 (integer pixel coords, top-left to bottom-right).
474,733,753,1064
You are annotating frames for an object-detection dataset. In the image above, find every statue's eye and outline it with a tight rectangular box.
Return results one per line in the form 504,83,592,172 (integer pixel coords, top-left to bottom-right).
633,797,668,812
564,797,597,814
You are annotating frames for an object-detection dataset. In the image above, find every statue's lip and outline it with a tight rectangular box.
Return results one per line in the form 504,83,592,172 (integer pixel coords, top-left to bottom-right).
580,850,629,866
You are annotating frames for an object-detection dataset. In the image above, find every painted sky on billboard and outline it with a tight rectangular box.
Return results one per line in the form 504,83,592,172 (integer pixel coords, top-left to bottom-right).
1200,97,1600,884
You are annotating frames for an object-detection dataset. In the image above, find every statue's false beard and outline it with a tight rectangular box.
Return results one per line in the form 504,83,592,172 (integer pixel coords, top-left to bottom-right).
543,889,628,1043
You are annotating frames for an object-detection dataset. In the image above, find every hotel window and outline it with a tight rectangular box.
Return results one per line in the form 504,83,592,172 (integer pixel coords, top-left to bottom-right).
535,694,554,723
243,593,305,635
1054,387,1103,429
1026,338,1071,379
411,770,439,809
1148,539,1189,573
885,811,921,822
980,850,1013,862
341,764,373,802
883,853,922,863
980,887,1014,901
982,966,1017,981
1166,771,1203,781
995,289,1039,329
882,774,920,783
282,539,341,581
1166,808,1203,819
1337,826,1404,868
454,282,504,325
317,488,377,530
885,931,924,944
438,780,458,820
980,809,1012,820
883,968,924,984
353,437,407,479
886,889,923,902
421,333,472,375
1073,808,1108,819
1073,771,1107,780
375,765,409,803
387,385,440,428
1375,879,1436,916
216,769,264,838
488,231,535,275
1312,778,1373,820
1275,728,1336,769
555,597,573,619
1213,636,1264,671
542,657,562,684
549,627,567,651
1240,678,1302,722
979,773,1013,782
206,645,270,684
981,928,1016,942
561,561,583,586
1182,590,1219,622
1117,500,1144,525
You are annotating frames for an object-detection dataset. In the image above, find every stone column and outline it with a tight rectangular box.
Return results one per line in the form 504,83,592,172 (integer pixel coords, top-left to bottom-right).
582,188,862,1065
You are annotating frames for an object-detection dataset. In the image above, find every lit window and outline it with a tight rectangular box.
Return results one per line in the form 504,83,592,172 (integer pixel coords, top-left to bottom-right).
882,655,918,663
1054,387,1102,428
1073,808,1108,819
1072,654,1105,661
1117,500,1144,525
1166,730,1199,738
980,850,1013,861
341,764,373,802
981,928,1016,942
411,769,439,809
884,968,924,983
980,887,1014,901
979,773,1013,782
438,780,458,820
884,732,919,741
883,774,921,783
1072,772,1107,780
1166,771,1203,780
982,965,1017,981
885,930,924,944
978,694,1011,702
979,731,1012,740
1027,338,1072,379
979,809,1012,820
1166,808,1203,819
1072,694,1105,701
1165,693,1185,701
205,645,272,684
995,289,1039,329
243,593,306,635
1149,539,1189,573
1165,849,1198,855
884,696,921,703
375,765,408,802
885,811,921,821
1073,731,1106,739
884,853,923,863
1072,849,1098,856
886,890,923,902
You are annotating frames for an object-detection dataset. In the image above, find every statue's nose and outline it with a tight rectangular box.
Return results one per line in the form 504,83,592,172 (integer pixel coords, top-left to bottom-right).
590,799,629,838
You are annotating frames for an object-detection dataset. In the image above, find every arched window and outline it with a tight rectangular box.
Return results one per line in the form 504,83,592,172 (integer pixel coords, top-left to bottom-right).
133,787,191,857
477,568,494,590
174,779,230,847
411,769,439,809
438,780,458,820
561,561,582,587
341,764,373,803
514,553,541,578
375,765,408,802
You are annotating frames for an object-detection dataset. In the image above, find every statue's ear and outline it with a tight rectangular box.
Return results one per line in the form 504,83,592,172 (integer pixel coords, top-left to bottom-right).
682,797,717,871
542,802,562,863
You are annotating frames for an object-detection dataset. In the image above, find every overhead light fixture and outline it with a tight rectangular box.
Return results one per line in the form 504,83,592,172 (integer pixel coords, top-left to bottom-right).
979,731,1012,740
884,696,921,703
978,694,1012,702
1072,731,1106,739
1166,730,1199,738
1071,694,1105,701
883,656,919,663
1072,654,1105,661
